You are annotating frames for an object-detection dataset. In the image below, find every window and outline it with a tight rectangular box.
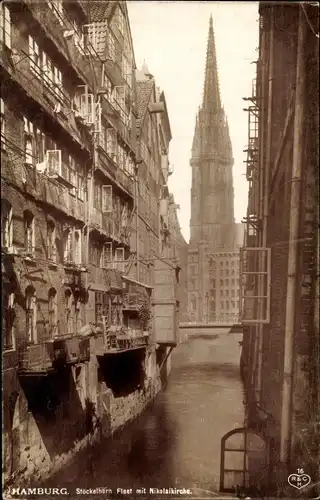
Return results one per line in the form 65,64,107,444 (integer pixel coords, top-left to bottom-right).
3,290,15,350
77,171,85,201
65,289,73,335
220,302,224,309
232,301,235,309
1,200,13,248
122,55,132,87
69,155,76,195
220,279,223,287
28,35,40,74
191,295,196,311
0,98,5,150
24,118,34,165
103,74,113,102
121,202,128,228
82,24,98,54
118,145,124,169
63,229,73,263
226,301,230,310
35,128,45,163
231,290,235,297
114,247,124,272
24,211,35,254
26,286,36,343
101,242,112,269
106,128,117,161
226,290,229,297
90,239,102,266
221,290,223,297
47,221,56,261
74,230,81,264
0,4,11,49
225,279,229,286
29,35,64,101
74,294,81,333
232,279,235,286
102,185,112,213
48,288,57,336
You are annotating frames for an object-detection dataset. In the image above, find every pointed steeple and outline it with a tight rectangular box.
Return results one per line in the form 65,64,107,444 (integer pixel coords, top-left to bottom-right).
202,14,221,113
192,111,200,154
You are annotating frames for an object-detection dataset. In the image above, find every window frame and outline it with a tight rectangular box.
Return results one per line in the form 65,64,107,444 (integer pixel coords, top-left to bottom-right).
26,287,37,343
1,200,13,248
24,211,35,254
48,288,58,337
3,291,15,350
0,4,12,49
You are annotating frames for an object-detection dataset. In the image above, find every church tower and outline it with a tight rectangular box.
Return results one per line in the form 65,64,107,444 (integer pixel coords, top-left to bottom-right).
190,14,235,249
188,16,239,323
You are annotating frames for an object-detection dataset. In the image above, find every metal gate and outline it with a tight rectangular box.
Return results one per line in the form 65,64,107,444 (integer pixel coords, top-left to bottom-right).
220,427,270,494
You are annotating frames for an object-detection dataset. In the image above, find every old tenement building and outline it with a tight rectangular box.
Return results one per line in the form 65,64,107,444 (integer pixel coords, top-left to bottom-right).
188,15,242,324
1,0,180,485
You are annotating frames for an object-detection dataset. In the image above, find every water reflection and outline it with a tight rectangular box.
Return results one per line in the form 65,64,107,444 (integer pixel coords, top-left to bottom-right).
45,335,244,498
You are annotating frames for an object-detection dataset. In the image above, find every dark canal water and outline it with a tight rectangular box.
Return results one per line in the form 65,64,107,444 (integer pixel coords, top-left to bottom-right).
46,333,244,499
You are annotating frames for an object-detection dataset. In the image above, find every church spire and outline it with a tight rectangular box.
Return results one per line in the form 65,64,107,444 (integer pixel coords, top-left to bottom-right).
202,14,221,113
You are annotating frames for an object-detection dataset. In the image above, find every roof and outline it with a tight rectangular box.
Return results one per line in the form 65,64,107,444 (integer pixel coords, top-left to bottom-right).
86,1,114,22
136,79,154,131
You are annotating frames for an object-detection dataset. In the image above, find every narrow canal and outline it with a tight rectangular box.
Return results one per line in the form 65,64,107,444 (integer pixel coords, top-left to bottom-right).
46,333,244,498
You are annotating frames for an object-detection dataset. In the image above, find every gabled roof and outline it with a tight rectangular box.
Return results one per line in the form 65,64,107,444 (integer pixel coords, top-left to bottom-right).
136,79,154,132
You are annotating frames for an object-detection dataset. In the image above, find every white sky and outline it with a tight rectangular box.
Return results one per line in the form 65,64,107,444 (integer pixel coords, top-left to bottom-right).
127,1,259,242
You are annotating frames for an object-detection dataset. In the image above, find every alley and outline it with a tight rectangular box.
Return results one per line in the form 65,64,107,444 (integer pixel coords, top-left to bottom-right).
44,333,244,498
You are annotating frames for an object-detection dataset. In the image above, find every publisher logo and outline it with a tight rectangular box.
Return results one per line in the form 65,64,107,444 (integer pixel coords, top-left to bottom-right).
288,468,311,490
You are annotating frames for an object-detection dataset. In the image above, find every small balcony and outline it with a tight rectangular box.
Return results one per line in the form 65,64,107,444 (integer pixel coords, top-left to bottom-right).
18,337,90,375
122,293,140,311
94,326,149,356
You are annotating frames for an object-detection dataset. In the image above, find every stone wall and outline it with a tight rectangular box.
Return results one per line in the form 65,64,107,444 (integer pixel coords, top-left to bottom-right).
3,348,167,491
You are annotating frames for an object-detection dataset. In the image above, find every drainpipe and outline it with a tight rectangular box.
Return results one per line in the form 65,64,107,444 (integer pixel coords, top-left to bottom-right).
280,8,306,463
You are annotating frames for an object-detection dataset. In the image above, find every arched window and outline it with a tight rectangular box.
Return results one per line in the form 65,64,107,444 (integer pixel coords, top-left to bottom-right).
47,221,56,262
48,288,57,337
3,289,15,350
1,199,13,248
65,289,73,335
220,301,224,309
23,210,35,254
26,286,36,343
226,301,230,311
